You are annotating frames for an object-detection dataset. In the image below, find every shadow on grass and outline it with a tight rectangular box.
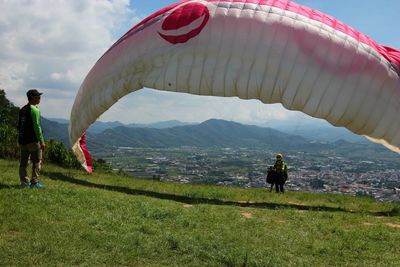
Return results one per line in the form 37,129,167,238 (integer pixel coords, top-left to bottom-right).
0,183,21,190
43,171,399,217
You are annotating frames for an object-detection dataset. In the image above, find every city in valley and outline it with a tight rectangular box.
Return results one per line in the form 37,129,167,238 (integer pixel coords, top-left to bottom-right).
94,146,400,203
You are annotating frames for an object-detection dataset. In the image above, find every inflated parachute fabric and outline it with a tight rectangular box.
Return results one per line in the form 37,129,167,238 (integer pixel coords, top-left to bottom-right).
69,0,400,172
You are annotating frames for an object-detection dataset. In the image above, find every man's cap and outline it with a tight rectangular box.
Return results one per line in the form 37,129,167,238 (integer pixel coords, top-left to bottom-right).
27,89,43,98
276,153,283,159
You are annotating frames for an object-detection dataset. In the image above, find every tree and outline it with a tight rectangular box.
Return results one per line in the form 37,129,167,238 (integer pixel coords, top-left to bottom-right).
0,124,19,158
0,89,19,127
0,90,19,159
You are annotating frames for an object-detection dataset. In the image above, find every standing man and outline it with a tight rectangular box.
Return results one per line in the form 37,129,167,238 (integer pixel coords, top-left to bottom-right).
18,89,46,188
273,153,288,193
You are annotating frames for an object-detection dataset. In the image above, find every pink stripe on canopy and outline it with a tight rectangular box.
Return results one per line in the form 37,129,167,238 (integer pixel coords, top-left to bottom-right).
118,0,399,70
205,0,399,68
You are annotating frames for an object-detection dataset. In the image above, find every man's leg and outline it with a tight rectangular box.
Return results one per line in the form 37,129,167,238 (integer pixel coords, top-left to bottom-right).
280,183,284,193
19,145,30,185
27,143,42,184
276,174,283,193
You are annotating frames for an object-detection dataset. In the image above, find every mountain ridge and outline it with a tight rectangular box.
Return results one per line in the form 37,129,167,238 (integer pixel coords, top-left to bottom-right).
42,117,370,151
46,117,368,144
88,118,316,150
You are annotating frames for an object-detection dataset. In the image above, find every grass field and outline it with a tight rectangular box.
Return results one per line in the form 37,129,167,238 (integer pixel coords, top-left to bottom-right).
1,159,399,266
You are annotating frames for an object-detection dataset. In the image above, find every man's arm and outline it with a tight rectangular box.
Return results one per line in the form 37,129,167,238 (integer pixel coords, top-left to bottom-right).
30,105,45,145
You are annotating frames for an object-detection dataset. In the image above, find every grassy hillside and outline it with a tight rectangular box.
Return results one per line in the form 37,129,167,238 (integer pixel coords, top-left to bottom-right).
1,159,399,266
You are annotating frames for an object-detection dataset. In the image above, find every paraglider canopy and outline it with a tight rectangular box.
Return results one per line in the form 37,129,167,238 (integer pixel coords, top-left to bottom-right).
69,0,400,173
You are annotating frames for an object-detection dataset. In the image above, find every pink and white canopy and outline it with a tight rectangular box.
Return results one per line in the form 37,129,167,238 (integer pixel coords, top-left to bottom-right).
69,0,400,173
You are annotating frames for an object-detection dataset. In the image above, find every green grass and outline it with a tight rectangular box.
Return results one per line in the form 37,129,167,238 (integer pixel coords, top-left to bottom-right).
1,158,399,266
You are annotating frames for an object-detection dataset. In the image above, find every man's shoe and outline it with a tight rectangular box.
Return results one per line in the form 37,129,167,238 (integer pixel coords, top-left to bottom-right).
19,181,31,188
30,182,45,188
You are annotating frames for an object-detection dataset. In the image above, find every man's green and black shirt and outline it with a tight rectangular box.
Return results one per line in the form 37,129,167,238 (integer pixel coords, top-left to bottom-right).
18,104,45,145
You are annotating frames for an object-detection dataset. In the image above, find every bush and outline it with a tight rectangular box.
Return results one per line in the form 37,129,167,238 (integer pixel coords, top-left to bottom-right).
92,158,112,172
44,139,112,172
0,124,19,159
44,140,81,169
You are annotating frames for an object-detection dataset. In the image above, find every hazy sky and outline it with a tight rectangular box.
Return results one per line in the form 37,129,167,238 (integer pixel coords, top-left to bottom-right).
1,0,399,124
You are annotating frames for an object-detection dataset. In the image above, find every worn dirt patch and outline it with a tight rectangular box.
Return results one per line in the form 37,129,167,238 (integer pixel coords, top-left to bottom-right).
240,212,253,219
296,210,306,213
362,222,374,226
287,201,303,205
386,223,400,228
238,201,255,204
0,230,20,241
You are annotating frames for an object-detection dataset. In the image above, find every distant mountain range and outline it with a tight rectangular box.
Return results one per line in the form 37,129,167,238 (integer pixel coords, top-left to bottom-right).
255,119,368,143
42,118,70,145
88,119,316,150
43,117,379,153
47,118,195,134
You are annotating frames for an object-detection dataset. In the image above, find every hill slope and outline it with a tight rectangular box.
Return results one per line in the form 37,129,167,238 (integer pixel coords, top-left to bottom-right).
41,118,312,149
91,119,313,150
1,159,399,266
41,117,70,145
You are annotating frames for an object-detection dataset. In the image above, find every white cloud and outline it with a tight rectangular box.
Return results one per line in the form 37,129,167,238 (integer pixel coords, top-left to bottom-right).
50,72,62,81
4,0,391,129
0,0,310,126
98,89,307,125
0,0,134,114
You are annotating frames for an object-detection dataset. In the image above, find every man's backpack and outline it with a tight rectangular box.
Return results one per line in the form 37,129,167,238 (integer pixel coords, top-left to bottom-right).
266,167,277,184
